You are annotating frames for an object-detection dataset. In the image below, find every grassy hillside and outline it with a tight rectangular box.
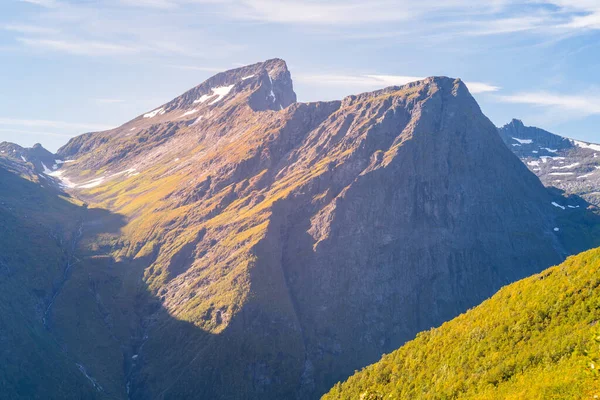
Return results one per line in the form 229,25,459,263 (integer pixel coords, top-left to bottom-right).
323,247,600,400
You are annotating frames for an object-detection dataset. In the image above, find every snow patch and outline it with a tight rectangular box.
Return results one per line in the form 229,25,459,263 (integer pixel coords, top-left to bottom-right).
551,202,565,210
20,156,27,162
241,74,255,80
41,162,53,174
532,150,538,154
512,137,533,144
79,177,105,189
194,85,235,105
143,108,165,118
180,109,198,118
527,160,540,167
209,85,234,105
554,227,560,232
549,172,574,176
543,148,558,153
573,140,600,152
551,162,580,170
577,173,594,179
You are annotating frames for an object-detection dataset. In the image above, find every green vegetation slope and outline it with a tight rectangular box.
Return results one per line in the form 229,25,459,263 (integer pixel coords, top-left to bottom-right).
323,247,600,400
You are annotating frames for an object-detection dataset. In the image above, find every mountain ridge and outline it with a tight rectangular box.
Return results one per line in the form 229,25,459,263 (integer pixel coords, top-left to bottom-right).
1,59,599,399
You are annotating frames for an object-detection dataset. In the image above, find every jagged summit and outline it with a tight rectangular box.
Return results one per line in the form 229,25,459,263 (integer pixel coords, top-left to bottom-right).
57,58,298,161
142,58,296,118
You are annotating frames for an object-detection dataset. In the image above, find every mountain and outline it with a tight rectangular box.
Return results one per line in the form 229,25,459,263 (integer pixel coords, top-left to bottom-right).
1,59,599,399
322,247,600,400
0,141,61,176
498,119,600,206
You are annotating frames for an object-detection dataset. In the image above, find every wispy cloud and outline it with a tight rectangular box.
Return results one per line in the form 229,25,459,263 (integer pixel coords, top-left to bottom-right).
0,128,75,138
17,37,140,56
3,24,59,35
465,82,501,94
222,0,600,35
18,0,59,8
7,0,600,65
496,91,600,116
168,64,227,72
295,73,500,94
0,117,114,132
119,0,178,9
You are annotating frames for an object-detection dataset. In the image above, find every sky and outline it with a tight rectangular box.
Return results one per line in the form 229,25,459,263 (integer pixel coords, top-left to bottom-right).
1,0,599,152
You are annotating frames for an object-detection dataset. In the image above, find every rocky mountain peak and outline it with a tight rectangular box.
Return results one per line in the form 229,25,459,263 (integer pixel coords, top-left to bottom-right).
497,118,574,159
154,58,297,115
3,59,599,400
507,118,525,128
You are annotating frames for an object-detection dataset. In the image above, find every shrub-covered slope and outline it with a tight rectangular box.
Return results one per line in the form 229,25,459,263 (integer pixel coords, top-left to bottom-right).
323,247,600,400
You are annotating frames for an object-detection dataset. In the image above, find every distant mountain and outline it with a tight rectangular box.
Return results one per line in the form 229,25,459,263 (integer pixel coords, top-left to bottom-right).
323,247,600,399
0,141,61,175
498,119,600,206
1,60,599,399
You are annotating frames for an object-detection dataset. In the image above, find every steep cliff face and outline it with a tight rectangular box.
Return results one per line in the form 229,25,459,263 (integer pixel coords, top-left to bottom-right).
1,60,598,399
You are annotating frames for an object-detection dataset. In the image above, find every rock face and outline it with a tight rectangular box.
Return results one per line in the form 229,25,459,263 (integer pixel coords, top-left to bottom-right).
498,119,600,206
1,60,598,400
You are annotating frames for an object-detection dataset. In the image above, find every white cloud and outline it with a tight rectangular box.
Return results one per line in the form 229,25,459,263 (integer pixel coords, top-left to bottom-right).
563,11,600,30
119,0,177,8
18,0,59,8
295,73,500,94
0,117,114,132
0,128,75,138
465,82,501,94
295,74,422,87
168,64,228,72
17,38,140,56
496,92,600,116
230,0,413,25
3,24,59,35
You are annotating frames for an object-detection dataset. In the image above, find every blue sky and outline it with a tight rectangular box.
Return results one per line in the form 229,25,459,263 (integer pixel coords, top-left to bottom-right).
1,0,599,151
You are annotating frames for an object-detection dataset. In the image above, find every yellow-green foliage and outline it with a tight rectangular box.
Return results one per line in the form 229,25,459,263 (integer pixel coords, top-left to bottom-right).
323,248,600,400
